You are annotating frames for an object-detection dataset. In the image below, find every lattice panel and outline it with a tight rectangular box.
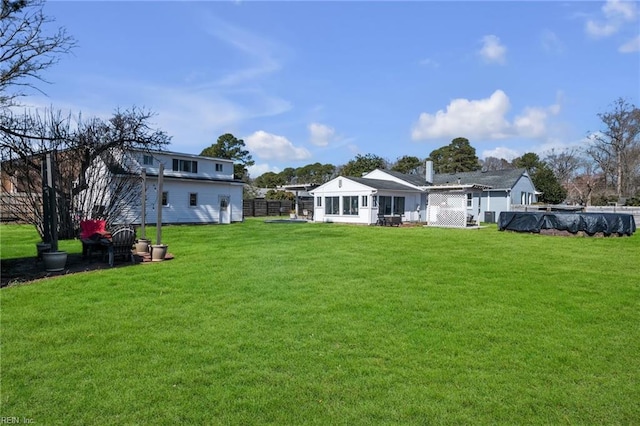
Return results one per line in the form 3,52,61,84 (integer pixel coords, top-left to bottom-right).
427,193,466,227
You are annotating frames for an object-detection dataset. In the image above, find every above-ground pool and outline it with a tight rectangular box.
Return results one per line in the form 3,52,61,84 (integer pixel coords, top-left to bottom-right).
498,211,636,236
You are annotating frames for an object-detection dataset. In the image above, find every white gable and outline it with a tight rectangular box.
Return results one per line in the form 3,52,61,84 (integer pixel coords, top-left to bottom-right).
310,176,376,195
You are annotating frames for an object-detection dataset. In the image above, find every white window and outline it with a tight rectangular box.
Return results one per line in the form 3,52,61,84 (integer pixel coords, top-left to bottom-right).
361,195,368,207
467,193,472,208
342,196,358,215
325,197,339,215
142,155,154,165
215,163,223,172
162,191,169,206
316,197,322,207
189,193,197,207
173,159,198,173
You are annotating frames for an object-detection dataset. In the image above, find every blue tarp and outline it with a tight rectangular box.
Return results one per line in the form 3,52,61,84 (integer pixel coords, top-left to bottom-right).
498,212,636,236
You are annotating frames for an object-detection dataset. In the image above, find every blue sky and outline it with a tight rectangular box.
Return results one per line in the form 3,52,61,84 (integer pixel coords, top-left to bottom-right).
23,1,640,177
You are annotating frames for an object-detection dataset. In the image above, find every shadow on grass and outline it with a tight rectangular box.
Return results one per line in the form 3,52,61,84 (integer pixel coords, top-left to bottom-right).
1,251,173,288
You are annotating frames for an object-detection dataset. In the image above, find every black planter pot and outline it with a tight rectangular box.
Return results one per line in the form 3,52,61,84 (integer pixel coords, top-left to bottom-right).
42,251,68,272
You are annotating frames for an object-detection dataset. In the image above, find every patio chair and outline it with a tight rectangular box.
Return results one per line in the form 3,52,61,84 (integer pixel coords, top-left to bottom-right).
80,219,111,259
108,226,136,267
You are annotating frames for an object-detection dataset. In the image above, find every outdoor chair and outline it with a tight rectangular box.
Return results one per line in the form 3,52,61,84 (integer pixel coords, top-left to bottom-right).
108,226,136,267
466,214,477,226
80,219,111,259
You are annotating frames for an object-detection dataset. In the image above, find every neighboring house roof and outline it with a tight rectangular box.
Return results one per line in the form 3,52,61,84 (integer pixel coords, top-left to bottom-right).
311,168,533,195
129,147,234,164
348,176,420,192
126,149,243,183
432,168,529,190
378,170,429,187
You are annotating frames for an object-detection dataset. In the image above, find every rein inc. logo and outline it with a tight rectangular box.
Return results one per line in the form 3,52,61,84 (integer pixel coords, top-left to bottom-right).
0,418,34,424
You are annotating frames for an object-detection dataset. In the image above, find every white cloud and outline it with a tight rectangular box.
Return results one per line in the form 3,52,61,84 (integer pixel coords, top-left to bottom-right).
585,0,638,38
245,130,311,161
540,29,563,54
619,35,640,52
308,122,336,147
202,16,283,87
144,85,292,152
412,90,511,140
513,107,552,138
585,20,619,38
603,0,637,21
248,163,278,178
478,35,507,65
411,90,561,141
419,58,440,68
481,147,519,161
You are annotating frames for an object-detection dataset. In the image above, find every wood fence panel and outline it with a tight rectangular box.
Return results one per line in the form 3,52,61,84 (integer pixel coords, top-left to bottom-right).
242,200,296,217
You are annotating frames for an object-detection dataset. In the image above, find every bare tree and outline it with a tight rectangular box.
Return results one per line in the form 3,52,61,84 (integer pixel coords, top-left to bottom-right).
587,98,640,199
1,0,75,106
0,107,170,239
566,158,606,206
480,156,514,171
543,148,582,187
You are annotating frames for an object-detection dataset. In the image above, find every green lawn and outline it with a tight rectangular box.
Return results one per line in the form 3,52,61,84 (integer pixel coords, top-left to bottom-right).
1,219,639,424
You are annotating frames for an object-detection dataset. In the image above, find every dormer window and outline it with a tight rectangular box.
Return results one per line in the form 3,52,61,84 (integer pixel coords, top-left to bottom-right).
173,159,198,173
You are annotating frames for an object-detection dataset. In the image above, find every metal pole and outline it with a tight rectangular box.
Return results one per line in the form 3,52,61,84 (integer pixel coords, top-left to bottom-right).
140,168,146,239
45,152,58,251
156,163,164,245
41,155,51,245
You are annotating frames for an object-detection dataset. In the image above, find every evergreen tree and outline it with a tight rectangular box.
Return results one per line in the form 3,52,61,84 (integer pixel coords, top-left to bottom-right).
428,137,481,173
341,153,386,177
200,133,254,180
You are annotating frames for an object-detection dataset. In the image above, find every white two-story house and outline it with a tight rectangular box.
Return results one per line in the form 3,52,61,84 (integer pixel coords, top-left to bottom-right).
117,149,244,225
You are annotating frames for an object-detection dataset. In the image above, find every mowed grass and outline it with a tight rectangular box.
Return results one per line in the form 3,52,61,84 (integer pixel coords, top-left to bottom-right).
1,219,639,424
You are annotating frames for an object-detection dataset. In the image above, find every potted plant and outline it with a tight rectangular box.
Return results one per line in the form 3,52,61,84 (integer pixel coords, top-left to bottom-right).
42,250,68,272
135,238,150,254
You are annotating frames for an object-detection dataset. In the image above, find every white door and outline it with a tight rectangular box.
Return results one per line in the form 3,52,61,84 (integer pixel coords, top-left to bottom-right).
219,195,230,224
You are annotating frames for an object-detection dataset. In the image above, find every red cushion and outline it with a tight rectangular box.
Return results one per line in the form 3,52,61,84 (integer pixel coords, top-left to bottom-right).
80,220,107,239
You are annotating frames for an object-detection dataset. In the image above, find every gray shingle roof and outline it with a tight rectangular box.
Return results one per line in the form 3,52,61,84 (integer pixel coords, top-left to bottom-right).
380,170,429,186
349,176,419,191
432,168,528,190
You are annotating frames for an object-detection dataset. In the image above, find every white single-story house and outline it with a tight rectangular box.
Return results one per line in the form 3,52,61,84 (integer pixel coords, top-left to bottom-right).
309,165,537,226
109,148,244,225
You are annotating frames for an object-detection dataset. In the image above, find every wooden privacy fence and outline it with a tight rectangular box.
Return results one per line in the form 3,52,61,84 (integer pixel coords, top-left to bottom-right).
243,200,293,217
242,199,315,217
